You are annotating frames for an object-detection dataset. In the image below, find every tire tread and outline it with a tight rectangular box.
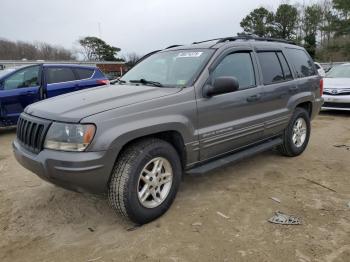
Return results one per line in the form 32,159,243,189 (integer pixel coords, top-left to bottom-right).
278,107,310,157
108,138,176,223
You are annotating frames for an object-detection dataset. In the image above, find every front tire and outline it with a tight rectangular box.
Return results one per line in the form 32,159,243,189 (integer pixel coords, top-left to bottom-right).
108,138,182,224
278,107,311,157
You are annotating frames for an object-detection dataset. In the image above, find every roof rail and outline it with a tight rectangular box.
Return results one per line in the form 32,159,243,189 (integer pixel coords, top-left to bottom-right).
165,45,183,49
191,35,296,46
216,35,296,45
192,38,222,45
133,50,161,67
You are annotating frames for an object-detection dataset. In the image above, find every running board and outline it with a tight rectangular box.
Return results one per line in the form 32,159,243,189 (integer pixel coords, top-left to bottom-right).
186,137,283,175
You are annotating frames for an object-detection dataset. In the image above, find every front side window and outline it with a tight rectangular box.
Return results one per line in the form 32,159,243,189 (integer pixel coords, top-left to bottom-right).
46,67,76,84
286,48,316,78
3,66,40,90
212,52,256,89
121,49,214,87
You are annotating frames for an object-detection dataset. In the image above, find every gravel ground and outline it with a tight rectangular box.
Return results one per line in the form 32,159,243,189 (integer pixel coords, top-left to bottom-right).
0,112,349,262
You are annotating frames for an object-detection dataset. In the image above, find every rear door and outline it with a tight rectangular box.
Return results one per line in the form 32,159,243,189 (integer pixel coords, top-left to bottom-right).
44,66,79,98
0,65,41,125
196,48,266,160
255,50,295,138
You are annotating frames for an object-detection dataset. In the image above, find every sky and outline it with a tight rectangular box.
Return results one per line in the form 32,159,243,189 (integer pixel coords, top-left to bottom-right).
0,0,306,57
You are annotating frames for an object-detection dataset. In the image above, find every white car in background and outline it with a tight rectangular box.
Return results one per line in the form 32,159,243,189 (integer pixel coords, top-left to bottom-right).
322,63,350,111
315,62,326,77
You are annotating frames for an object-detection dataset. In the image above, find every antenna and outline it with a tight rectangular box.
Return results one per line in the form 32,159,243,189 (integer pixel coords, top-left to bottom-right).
98,22,102,38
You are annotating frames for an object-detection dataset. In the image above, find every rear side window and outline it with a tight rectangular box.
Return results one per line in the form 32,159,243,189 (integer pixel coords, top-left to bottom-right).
277,52,293,80
212,52,256,89
286,48,316,78
257,52,284,84
46,67,76,84
75,68,94,80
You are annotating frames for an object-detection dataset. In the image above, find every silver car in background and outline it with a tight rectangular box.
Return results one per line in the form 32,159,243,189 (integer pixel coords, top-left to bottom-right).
322,63,350,111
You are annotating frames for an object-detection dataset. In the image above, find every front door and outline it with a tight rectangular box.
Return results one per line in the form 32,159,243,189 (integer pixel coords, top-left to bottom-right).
0,65,41,125
196,50,265,161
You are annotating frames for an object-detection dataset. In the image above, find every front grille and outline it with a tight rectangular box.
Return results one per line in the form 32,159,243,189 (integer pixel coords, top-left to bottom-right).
323,102,350,109
324,91,350,96
16,114,51,154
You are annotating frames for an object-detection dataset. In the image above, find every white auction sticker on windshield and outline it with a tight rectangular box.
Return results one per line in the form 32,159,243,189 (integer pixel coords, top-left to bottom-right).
177,52,203,58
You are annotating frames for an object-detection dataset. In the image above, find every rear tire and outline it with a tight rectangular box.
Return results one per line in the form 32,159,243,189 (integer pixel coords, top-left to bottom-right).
108,138,182,224
278,107,311,157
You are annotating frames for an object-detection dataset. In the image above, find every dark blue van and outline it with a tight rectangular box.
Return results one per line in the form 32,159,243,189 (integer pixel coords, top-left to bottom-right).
0,64,109,127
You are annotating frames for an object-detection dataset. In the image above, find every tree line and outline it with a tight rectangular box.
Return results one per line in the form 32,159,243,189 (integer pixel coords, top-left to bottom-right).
0,36,140,65
0,39,75,61
240,0,350,61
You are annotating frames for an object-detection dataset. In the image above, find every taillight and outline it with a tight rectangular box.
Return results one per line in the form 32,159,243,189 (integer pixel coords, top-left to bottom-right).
96,79,110,85
320,78,324,96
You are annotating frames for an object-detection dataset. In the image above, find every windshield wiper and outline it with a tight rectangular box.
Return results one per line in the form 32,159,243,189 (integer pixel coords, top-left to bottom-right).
110,78,126,85
129,78,163,87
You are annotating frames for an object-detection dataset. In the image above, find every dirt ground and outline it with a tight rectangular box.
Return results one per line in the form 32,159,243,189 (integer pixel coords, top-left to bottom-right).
0,112,349,262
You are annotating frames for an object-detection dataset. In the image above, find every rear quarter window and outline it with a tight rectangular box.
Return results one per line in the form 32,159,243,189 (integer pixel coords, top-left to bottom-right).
285,48,316,78
75,68,94,80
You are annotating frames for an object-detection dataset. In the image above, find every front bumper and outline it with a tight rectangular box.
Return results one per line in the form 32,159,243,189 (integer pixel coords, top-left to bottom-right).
322,94,350,111
13,139,116,194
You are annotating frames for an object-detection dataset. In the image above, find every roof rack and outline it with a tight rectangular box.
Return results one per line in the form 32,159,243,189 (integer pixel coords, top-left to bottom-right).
216,35,296,45
192,35,296,46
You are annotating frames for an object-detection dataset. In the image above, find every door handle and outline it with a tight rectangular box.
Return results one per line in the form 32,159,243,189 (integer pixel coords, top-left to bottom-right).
246,94,261,102
24,91,36,95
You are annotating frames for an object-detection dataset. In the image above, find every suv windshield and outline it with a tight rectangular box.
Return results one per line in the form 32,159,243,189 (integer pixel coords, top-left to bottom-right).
326,65,350,78
121,49,214,87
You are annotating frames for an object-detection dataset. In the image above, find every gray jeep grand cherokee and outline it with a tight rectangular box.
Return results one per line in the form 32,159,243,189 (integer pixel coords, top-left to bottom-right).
13,36,324,224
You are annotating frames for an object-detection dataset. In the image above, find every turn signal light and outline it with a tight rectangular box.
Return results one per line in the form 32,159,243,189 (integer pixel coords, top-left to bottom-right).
97,79,110,85
320,79,324,96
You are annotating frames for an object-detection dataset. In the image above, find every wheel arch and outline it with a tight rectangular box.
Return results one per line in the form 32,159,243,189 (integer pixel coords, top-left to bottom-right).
295,101,312,117
118,130,187,170
288,93,314,118
106,121,190,173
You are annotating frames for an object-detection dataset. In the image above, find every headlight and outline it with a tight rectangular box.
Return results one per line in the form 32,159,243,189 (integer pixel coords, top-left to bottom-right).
44,123,96,152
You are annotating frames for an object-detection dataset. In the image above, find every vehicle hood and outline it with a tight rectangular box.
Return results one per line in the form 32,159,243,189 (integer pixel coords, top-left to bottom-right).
25,84,181,122
323,78,350,89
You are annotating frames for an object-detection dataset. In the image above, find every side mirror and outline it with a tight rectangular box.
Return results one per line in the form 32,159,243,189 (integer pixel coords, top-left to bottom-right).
205,76,239,97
